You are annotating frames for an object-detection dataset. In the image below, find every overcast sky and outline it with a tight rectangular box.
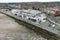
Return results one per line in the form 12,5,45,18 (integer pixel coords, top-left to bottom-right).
0,0,60,3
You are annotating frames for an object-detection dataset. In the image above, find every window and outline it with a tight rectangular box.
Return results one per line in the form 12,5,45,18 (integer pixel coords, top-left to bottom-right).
31,19,36,22
39,21,41,23
15,14,17,16
28,18,30,20
43,18,47,20
9,9,12,11
16,12,19,13
5,10,8,11
23,15,26,18
19,15,22,17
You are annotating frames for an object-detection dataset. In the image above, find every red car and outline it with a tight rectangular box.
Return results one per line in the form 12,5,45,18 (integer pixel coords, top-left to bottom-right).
52,9,60,16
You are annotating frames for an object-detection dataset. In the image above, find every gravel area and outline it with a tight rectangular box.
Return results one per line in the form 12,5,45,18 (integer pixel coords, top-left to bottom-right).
0,13,47,40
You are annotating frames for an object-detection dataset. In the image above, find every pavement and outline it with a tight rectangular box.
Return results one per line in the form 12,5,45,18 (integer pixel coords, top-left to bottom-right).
0,13,47,40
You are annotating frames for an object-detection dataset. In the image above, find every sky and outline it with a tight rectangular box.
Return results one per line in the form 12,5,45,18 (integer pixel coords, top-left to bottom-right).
0,0,60,3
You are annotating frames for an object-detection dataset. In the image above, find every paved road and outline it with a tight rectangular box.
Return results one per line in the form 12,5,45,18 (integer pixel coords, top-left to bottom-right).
0,13,47,40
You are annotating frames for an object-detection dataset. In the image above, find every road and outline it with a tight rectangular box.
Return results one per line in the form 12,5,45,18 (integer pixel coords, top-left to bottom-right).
0,13,47,40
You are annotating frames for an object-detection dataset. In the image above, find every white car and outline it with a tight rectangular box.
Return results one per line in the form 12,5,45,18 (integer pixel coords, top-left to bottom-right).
11,9,21,16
